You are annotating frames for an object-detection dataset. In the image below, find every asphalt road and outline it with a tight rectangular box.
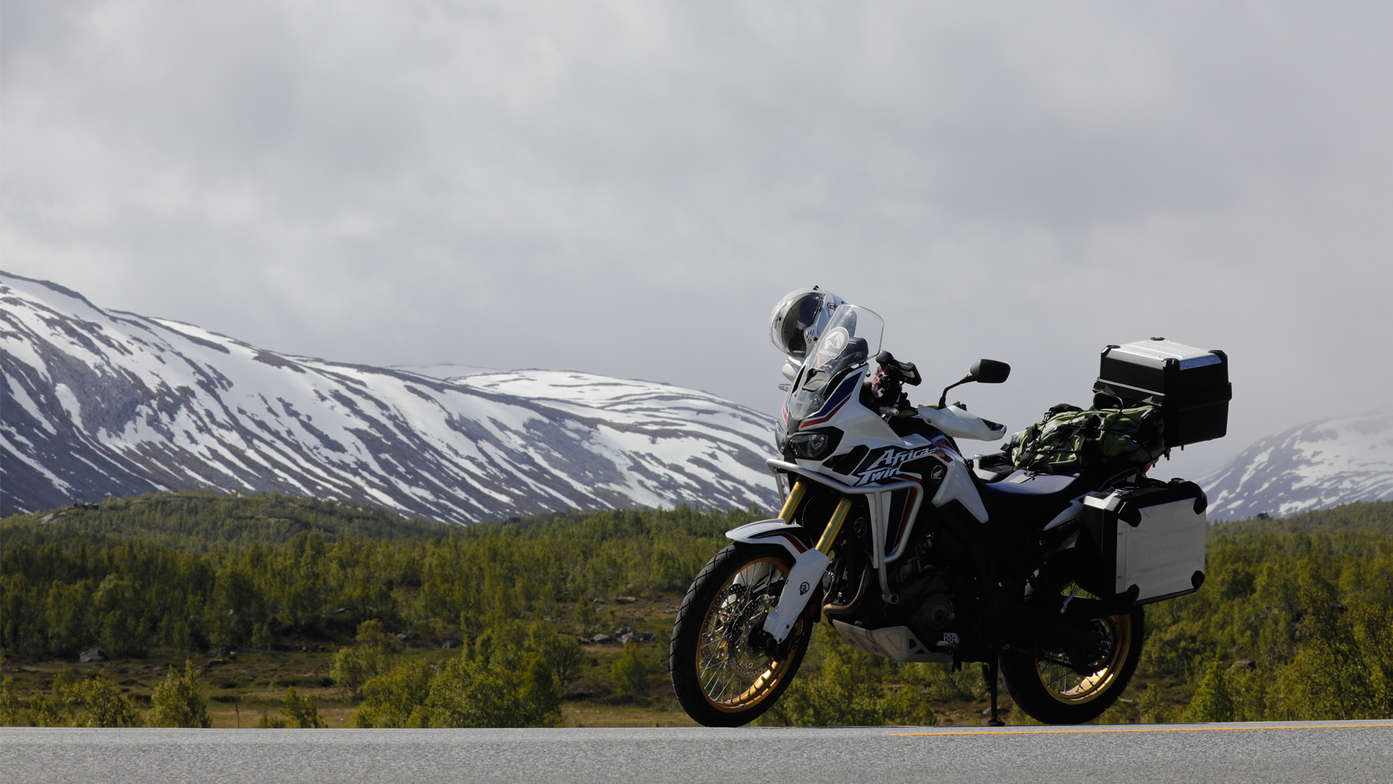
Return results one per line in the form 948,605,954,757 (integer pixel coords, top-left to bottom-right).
3,721,1391,784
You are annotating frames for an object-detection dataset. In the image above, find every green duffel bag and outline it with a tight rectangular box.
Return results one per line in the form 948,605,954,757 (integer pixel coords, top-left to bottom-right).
1006,404,1165,474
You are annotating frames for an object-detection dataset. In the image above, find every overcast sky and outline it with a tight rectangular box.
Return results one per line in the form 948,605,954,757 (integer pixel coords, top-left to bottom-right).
4,1,1392,477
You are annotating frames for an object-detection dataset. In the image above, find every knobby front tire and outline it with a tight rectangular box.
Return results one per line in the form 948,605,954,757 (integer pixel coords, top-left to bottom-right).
1001,607,1145,724
669,543,813,727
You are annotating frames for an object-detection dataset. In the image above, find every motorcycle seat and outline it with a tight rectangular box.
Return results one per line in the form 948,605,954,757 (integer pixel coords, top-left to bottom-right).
976,469,1093,527
970,452,1015,483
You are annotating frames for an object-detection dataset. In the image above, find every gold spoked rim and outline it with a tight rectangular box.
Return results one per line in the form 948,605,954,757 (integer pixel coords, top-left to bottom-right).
1035,613,1133,705
696,556,800,713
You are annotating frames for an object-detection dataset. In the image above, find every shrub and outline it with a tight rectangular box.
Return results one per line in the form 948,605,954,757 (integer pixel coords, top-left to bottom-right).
148,660,210,728
609,643,650,702
279,687,325,728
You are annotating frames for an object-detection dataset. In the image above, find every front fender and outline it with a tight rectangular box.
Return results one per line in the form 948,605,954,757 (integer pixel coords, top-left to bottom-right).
726,520,827,644
725,519,813,558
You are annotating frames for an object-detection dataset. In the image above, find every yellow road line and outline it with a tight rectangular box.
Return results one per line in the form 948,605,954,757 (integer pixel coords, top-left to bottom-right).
894,723,1393,737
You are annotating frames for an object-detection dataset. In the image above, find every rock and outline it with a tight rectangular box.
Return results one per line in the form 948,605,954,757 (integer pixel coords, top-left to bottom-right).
618,630,656,644
590,634,615,644
441,639,461,649
615,596,637,604
79,647,106,663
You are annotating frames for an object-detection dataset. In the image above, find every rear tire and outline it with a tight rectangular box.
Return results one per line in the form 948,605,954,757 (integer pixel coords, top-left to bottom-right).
1001,607,1145,724
670,543,814,727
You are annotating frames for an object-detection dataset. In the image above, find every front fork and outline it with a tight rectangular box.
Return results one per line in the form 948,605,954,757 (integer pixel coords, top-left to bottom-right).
758,481,852,643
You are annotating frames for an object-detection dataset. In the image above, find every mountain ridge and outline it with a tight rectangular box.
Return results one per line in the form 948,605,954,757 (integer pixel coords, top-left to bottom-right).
0,272,779,522
1200,410,1393,520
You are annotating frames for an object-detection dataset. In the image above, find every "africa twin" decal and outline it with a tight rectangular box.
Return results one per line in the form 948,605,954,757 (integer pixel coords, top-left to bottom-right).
851,437,960,486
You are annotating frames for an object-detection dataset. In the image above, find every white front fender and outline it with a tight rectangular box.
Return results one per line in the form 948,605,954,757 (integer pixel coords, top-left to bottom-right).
725,520,827,644
725,519,812,558
761,549,830,642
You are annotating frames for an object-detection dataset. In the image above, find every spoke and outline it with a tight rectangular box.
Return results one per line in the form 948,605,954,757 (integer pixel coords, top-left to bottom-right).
1036,614,1127,704
695,556,797,710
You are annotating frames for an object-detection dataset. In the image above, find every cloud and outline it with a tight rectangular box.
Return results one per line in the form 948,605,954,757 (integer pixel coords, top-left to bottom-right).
4,1,1392,476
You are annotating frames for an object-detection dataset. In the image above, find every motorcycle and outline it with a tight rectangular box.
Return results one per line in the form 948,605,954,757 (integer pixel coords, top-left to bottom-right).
669,291,1224,727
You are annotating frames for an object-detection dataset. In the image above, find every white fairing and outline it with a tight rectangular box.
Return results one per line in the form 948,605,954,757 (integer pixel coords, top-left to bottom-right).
930,458,989,523
917,404,1007,441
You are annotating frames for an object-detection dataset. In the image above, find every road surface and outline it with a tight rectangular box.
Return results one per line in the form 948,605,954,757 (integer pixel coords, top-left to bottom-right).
3,721,1390,783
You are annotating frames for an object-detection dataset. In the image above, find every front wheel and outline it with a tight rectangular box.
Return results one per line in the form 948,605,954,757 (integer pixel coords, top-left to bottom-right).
1001,607,1145,724
670,543,814,727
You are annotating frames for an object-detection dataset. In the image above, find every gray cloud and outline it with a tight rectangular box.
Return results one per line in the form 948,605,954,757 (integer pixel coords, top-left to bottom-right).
4,1,1392,479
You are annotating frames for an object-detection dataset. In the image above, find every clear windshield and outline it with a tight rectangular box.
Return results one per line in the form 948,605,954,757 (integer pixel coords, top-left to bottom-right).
784,304,884,423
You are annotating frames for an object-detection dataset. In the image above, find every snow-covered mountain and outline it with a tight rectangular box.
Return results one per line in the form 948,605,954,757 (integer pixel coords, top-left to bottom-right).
0,272,779,523
1201,412,1393,520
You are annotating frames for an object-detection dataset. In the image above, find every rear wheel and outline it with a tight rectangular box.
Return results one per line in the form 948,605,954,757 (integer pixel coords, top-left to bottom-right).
670,543,814,727
1001,607,1144,724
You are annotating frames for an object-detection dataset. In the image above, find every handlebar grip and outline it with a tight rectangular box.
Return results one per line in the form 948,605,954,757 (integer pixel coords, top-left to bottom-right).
876,351,921,386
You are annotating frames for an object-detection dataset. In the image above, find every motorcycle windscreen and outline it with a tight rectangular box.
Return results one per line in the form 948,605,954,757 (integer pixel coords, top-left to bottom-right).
784,304,884,425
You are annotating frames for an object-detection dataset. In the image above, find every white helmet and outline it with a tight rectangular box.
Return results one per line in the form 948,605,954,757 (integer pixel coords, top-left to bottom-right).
769,286,844,359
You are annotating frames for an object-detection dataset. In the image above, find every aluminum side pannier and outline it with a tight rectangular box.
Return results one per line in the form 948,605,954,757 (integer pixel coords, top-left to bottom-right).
1080,481,1207,604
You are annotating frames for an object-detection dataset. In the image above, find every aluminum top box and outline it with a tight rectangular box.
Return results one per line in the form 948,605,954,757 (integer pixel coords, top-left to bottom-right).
1094,338,1231,448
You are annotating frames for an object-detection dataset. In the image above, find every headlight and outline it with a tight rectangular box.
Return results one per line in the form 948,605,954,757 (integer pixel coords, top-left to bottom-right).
788,429,841,460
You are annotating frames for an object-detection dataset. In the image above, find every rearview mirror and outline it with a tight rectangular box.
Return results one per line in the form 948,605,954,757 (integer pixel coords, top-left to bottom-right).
938,358,1013,407
969,359,1011,384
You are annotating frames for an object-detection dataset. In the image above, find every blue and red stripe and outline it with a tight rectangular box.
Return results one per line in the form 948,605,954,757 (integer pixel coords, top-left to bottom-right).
800,374,861,430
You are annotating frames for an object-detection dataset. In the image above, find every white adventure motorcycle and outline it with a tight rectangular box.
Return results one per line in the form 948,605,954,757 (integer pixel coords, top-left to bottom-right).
669,289,1230,726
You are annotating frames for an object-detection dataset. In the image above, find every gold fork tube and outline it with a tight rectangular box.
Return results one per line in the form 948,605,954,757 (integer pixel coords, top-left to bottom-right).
778,480,807,522
814,498,854,554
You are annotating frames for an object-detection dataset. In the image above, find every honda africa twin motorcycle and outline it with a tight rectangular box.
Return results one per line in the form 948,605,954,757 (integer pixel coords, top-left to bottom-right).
670,291,1226,727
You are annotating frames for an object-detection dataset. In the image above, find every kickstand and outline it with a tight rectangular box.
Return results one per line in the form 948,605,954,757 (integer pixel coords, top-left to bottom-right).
983,656,1005,727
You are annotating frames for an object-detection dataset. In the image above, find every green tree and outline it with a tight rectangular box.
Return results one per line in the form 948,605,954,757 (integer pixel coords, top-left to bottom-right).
330,619,400,697
1184,660,1236,722
61,673,142,727
330,646,387,699
609,643,651,702
93,574,147,657
528,624,584,691
421,652,562,728
762,633,889,726
1,676,31,726
148,660,210,728
351,659,434,728
279,687,325,728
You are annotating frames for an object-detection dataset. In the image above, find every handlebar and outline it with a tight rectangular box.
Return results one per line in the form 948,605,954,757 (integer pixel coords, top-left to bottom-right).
875,350,921,387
